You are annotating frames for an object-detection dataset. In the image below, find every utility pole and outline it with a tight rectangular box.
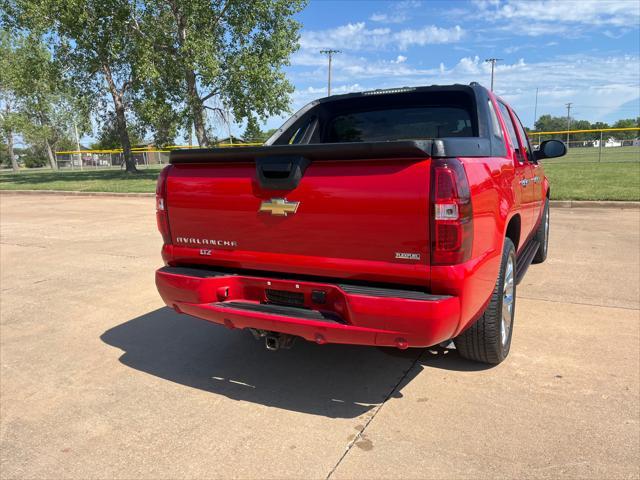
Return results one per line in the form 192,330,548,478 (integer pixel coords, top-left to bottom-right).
565,102,572,148
484,58,502,91
320,49,341,96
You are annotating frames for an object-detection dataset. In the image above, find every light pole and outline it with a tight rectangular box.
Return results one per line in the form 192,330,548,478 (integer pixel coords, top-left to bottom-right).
484,58,502,91
320,49,341,96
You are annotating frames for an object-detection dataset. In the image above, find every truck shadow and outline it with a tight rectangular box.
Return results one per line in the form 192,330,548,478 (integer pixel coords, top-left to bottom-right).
101,307,426,419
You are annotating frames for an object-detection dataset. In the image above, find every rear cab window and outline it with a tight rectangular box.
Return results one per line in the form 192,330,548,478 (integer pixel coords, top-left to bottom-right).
272,88,480,145
327,107,473,142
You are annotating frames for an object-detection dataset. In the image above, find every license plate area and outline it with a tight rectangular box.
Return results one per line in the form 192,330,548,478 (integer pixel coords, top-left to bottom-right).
265,288,305,307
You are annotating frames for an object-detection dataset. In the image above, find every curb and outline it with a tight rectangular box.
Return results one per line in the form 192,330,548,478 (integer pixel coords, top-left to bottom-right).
550,200,639,209
0,190,154,198
1,190,638,208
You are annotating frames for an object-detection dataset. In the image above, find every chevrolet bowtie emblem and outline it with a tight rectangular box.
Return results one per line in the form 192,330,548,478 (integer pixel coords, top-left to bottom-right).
259,198,300,216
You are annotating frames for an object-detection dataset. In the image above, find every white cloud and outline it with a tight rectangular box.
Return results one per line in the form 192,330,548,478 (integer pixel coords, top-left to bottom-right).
282,54,640,128
370,13,391,23
472,0,640,36
300,22,464,51
395,25,465,50
369,1,422,24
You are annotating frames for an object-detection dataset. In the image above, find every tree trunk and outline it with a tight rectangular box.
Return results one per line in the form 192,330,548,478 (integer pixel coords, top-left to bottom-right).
102,64,137,173
44,138,58,170
169,3,210,147
114,101,136,172
186,69,209,146
4,106,19,172
7,129,18,172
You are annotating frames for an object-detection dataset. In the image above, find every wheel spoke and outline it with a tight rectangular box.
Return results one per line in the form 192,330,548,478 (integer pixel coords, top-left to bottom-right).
502,303,511,322
501,255,515,347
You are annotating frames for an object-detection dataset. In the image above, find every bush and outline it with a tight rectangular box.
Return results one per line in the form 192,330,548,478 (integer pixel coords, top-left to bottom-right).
22,154,48,168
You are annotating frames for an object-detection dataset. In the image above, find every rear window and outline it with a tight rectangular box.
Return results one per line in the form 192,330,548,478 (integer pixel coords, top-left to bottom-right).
326,107,473,143
271,88,479,145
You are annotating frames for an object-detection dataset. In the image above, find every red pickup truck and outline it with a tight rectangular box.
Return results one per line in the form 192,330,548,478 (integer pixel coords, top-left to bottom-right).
155,84,566,364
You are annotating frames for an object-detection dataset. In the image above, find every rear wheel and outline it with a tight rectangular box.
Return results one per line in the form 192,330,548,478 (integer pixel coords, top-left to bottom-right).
454,238,516,365
532,198,549,264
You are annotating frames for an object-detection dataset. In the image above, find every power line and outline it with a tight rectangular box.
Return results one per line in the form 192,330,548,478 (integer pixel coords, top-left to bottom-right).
484,58,502,91
319,49,341,96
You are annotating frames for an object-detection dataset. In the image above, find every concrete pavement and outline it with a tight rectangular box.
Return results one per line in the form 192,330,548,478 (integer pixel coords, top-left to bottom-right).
1,194,638,479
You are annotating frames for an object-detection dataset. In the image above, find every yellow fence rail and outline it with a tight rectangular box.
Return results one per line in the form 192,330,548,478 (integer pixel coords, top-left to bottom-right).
55,128,638,156
530,127,639,136
56,142,264,156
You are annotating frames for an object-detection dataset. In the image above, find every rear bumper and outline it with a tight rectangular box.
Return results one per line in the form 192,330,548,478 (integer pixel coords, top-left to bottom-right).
155,266,460,348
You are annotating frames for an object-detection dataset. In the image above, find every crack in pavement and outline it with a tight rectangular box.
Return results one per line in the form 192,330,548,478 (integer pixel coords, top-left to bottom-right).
0,241,142,259
519,295,639,311
325,348,425,479
0,242,47,249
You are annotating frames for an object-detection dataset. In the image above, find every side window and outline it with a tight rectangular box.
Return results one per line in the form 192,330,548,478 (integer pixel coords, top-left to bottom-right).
487,99,505,143
497,102,525,163
512,112,535,163
288,117,316,144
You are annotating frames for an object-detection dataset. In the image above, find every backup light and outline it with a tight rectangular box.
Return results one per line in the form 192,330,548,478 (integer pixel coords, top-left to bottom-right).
435,203,459,220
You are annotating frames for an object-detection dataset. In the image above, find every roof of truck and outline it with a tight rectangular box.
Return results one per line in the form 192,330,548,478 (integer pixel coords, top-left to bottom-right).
310,83,487,104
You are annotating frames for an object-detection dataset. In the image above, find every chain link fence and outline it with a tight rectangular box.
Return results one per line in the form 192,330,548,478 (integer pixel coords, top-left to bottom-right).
50,130,639,169
54,142,263,169
530,128,639,164
54,150,169,169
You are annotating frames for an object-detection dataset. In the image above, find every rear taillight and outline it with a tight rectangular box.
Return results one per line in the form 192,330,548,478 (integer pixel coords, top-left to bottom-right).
156,165,172,245
430,158,473,265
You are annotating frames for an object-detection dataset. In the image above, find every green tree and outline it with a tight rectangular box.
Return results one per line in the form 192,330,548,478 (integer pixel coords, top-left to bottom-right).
0,32,22,171
137,0,306,146
242,118,278,144
0,104,19,171
242,117,263,143
4,0,145,172
571,119,592,141
91,112,144,150
612,118,640,140
0,31,88,170
534,114,568,133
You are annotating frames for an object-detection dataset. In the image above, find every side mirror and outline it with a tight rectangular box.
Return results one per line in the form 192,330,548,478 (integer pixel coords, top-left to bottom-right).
534,139,566,160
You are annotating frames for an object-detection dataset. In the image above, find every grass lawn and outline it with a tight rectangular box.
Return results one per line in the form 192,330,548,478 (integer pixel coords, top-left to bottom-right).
0,167,161,193
543,145,639,164
1,160,639,201
543,161,640,201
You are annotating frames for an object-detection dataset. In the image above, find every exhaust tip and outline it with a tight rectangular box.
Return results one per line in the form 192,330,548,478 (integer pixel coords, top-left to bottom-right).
265,336,280,351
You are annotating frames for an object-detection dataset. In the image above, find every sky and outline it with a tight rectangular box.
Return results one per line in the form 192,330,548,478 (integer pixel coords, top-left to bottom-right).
252,0,640,135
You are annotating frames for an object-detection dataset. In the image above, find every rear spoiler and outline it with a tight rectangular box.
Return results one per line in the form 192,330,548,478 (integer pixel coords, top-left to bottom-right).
169,138,491,164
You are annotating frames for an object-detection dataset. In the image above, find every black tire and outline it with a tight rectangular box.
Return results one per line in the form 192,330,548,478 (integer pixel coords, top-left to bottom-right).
454,238,516,365
532,197,549,264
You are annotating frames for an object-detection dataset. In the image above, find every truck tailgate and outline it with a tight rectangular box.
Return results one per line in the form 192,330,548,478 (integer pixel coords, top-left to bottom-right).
165,156,431,287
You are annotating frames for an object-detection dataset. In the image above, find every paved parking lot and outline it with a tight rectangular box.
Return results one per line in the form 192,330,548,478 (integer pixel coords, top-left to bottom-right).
1,194,638,479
